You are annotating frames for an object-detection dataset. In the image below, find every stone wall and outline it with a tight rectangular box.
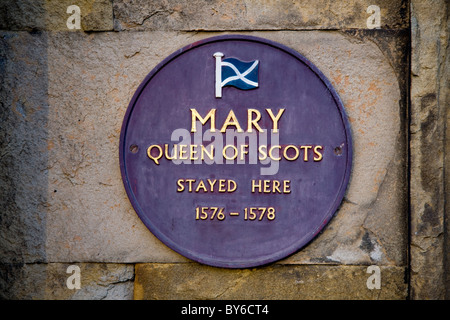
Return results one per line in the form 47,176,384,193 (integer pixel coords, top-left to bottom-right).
0,0,447,300
410,0,449,300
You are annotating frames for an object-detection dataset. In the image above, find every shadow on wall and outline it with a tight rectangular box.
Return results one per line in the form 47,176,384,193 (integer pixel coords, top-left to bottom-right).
0,0,49,299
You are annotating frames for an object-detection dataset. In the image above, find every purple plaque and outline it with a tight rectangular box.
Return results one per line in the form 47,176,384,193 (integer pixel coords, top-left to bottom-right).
119,35,352,268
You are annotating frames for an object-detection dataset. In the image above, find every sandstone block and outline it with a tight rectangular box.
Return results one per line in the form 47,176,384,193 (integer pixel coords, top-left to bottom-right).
113,0,408,31
134,263,407,300
0,263,134,299
409,0,449,300
0,0,113,31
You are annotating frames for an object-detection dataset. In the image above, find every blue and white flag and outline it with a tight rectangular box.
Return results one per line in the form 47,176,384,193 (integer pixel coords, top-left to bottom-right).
213,52,259,98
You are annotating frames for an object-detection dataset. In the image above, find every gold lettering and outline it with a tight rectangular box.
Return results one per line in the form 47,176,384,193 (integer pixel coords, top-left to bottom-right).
247,109,263,132
228,180,237,192
164,144,177,160
201,144,214,160
178,179,237,193
283,145,300,161
195,179,208,192
266,108,285,133
251,179,291,194
191,108,216,133
207,179,216,191
147,145,163,164
185,179,195,192
301,145,312,161
192,108,286,134
189,144,198,160
220,110,244,133
251,179,262,193
268,145,282,160
240,144,249,161
218,179,226,192
223,144,238,160
176,179,184,192
263,180,271,193
283,180,291,193
273,180,281,193
314,145,323,161
258,145,268,161
179,144,188,160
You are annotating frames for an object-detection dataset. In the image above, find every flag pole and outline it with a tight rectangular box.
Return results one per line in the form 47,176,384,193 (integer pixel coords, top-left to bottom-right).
213,52,224,98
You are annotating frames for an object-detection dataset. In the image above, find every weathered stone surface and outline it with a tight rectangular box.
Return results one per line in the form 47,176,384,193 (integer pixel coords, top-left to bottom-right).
0,0,113,31
52,263,135,300
410,0,449,300
0,263,134,299
0,31,49,263
0,263,47,299
446,79,450,300
134,263,407,300
43,31,194,264
81,0,114,31
113,0,409,31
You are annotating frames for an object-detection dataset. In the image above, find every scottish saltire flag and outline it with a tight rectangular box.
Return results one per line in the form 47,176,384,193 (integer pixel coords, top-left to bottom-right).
214,52,259,98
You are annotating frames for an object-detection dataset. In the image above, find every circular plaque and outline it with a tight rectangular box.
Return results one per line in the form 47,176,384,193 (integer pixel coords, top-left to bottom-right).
119,35,352,268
